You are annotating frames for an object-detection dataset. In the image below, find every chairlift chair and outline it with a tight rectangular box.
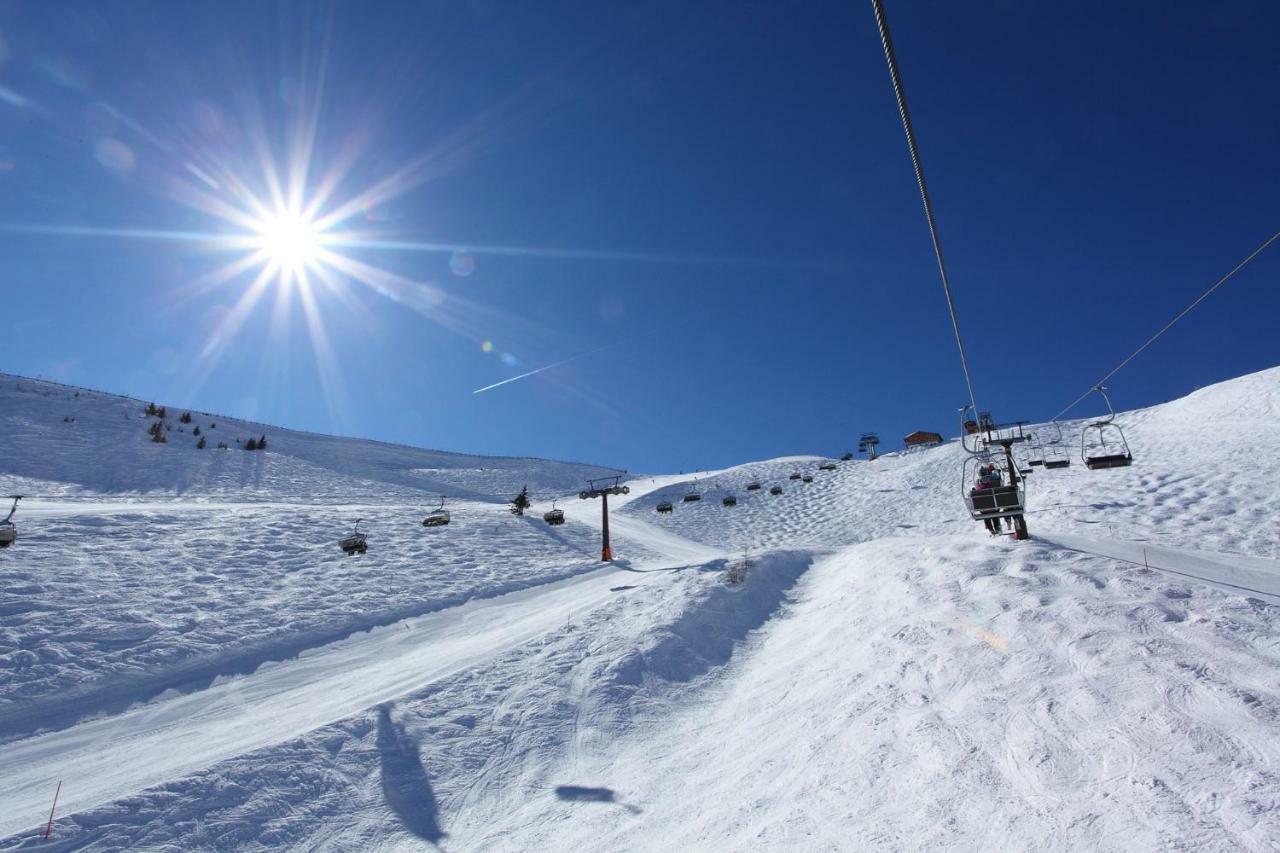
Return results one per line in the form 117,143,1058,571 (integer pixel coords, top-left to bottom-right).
801,475,813,483
0,495,21,548
339,519,368,555
789,473,801,481
543,500,566,526
1081,387,1133,470
682,491,701,502
1041,422,1071,469
769,485,783,496
746,482,762,491
962,455,1026,521
819,462,837,471
423,496,451,527
840,452,853,461
722,494,737,507
656,500,674,514
959,405,1029,540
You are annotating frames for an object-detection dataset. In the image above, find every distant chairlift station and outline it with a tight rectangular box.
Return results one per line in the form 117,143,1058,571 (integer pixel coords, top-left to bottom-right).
1081,386,1134,470
0,495,21,548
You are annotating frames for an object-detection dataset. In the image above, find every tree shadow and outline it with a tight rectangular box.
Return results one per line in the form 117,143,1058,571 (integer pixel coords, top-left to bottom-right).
554,784,642,814
378,703,446,845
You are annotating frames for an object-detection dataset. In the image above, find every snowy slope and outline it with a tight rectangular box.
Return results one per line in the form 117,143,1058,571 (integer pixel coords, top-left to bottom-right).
1,368,1278,850
0,374,622,500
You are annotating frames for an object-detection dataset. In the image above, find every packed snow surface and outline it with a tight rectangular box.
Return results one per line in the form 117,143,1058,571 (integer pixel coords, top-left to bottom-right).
0,369,1278,850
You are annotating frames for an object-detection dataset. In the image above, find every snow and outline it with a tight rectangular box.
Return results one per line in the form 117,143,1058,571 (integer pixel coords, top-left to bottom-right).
0,368,1278,850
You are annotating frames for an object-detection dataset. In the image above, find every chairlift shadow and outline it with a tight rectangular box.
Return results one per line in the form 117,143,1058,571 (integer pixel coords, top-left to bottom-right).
554,784,642,815
619,558,726,575
377,704,446,844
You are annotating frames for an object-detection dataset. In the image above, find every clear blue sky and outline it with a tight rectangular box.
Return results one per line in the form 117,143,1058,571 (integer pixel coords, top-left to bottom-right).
2,1,1277,473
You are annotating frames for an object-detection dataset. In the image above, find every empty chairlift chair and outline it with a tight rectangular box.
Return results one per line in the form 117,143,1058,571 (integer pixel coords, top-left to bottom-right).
0,495,20,548
789,473,801,481
1043,422,1071,469
746,482,762,491
722,494,737,507
422,496,451,527
339,519,368,555
769,485,784,496
683,486,702,502
1081,387,1133,470
543,500,566,526
656,500,674,514
802,475,813,483
819,462,837,471
840,452,853,461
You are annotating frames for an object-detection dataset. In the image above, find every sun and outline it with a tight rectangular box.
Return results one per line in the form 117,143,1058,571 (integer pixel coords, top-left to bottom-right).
253,210,323,278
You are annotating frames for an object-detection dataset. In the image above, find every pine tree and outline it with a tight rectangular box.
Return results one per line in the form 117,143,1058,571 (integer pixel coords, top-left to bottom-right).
196,436,206,449
193,426,201,436
510,485,531,515
145,402,158,417
245,437,258,451
180,411,192,424
257,434,267,450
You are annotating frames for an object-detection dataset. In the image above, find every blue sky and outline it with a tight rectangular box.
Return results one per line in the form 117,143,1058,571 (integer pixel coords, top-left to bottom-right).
1,1,1277,473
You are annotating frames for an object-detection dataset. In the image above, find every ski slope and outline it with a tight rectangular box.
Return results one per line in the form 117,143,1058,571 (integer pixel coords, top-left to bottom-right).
1,368,1278,850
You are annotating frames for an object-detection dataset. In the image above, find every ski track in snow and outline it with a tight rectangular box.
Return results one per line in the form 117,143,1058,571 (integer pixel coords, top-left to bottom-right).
1,369,1279,850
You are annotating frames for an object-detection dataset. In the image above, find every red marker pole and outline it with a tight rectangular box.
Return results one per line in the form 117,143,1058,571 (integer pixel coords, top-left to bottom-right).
43,780,61,840
600,491,612,562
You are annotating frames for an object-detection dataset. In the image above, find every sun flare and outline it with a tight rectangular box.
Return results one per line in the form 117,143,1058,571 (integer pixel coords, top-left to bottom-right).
254,210,323,276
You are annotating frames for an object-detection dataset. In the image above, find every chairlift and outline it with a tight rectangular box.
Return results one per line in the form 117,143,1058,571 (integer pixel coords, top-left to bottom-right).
1024,434,1045,467
543,500,566,526
840,452,853,462
338,519,368,555
1081,387,1133,470
746,482,762,491
789,473,801,481
819,462,837,471
422,496,451,527
656,500,674,514
960,405,1029,540
683,491,701,503
0,495,21,548
1043,423,1071,469
722,495,737,507
801,475,813,483
962,454,1026,522
769,485,783,496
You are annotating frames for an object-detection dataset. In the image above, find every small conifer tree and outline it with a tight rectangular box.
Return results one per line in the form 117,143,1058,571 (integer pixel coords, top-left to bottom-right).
510,486,531,515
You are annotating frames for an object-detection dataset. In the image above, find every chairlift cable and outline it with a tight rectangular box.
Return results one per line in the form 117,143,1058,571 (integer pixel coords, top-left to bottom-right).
1051,225,1280,422
869,0,980,416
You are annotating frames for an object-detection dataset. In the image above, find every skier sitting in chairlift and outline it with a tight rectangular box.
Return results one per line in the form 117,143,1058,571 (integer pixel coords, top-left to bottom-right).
972,465,1003,535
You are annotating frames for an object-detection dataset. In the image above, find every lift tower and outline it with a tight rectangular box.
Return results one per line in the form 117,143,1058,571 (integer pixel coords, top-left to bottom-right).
579,476,630,561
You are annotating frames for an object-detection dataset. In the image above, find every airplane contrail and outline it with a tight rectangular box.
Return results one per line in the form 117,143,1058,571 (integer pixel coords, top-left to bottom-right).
472,346,612,395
